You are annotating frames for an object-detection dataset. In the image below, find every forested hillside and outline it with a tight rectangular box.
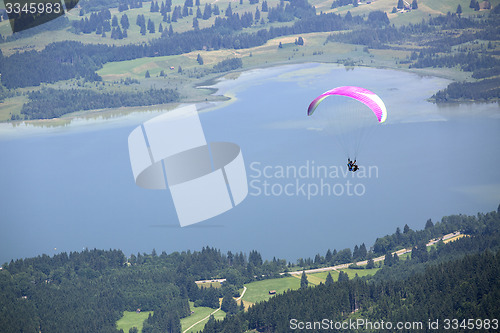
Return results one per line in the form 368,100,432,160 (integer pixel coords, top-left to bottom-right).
1,205,499,332
201,207,500,332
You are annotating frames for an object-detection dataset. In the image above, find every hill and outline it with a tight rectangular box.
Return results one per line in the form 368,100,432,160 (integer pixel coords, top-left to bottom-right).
1,204,499,332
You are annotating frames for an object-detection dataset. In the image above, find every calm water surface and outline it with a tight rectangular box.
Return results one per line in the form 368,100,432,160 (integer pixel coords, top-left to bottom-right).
1,63,499,264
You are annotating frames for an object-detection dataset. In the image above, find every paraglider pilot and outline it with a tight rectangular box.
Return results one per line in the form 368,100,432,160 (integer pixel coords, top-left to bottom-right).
348,158,359,172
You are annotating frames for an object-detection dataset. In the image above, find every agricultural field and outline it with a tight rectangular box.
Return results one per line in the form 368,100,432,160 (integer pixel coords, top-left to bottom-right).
242,266,380,305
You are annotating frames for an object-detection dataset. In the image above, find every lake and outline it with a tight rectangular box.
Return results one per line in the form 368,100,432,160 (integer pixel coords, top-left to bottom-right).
1,63,499,264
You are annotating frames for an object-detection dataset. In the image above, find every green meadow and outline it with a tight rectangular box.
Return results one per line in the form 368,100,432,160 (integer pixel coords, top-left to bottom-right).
116,311,153,333
181,302,226,333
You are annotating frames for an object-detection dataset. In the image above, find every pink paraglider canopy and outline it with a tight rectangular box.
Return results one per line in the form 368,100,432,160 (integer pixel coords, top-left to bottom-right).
307,86,387,123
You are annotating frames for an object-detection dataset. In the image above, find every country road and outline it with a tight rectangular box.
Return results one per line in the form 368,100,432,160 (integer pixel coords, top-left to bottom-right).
284,231,461,276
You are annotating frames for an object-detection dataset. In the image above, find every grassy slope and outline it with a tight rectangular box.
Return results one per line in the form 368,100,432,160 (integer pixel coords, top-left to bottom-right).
242,267,381,305
116,311,153,333
242,276,301,304
180,301,226,333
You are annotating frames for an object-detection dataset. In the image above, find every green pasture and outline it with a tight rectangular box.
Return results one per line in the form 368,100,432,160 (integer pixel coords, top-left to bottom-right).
181,302,226,333
242,276,301,304
116,311,153,333
0,95,27,122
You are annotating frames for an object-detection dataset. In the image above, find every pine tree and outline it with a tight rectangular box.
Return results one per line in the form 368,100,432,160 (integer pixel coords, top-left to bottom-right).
112,15,118,27
325,249,333,263
457,4,462,15
197,53,204,65
221,293,238,314
325,272,334,286
193,17,199,29
384,252,393,266
262,0,268,12
145,70,150,78
147,19,155,33
338,271,349,282
359,243,367,260
203,3,212,19
300,271,308,289
397,0,404,9
411,0,418,9
120,14,130,29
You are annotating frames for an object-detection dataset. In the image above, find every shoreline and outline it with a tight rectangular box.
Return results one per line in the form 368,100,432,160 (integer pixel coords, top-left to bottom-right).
0,60,494,132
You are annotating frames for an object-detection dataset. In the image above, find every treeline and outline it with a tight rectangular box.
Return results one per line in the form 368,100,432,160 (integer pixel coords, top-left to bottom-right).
329,10,498,50
72,9,133,39
410,52,500,72
331,25,400,48
300,207,496,270
331,0,356,9
202,208,500,333
432,78,500,102
212,57,243,73
0,46,102,89
18,87,180,119
78,0,145,12
371,211,497,255
374,210,500,282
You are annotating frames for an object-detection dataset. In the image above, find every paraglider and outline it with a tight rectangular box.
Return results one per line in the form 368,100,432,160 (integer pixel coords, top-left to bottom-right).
347,158,359,172
307,86,387,171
